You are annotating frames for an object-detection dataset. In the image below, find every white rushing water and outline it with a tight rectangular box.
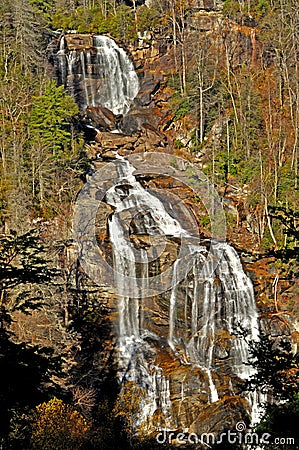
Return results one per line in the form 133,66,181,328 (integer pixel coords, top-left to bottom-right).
56,35,139,114
105,156,260,426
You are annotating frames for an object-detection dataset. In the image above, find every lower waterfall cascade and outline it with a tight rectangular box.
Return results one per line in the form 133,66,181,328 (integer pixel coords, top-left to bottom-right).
105,156,261,431
61,33,264,435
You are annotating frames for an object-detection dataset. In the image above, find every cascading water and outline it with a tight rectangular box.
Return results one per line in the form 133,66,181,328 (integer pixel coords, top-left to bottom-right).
105,157,184,429
56,35,139,114
105,156,260,429
61,34,262,433
182,242,259,379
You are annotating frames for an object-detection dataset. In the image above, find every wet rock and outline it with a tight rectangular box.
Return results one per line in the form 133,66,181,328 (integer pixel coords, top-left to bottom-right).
83,106,116,131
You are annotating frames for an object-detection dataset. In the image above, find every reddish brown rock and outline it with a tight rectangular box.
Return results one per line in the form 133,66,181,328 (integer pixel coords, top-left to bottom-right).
95,132,137,149
64,34,93,51
84,106,116,131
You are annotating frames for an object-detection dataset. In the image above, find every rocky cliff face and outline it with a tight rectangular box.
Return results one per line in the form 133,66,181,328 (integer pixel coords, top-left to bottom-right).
77,153,258,438
51,24,298,442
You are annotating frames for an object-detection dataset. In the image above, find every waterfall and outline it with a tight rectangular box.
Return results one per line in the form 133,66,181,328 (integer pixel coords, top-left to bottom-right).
105,156,260,429
55,35,139,114
105,156,187,429
65,34,262,433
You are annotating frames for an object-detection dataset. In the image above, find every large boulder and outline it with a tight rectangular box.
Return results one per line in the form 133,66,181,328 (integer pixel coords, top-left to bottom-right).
83,105,116,131
134,73,160,107
118,105,161,135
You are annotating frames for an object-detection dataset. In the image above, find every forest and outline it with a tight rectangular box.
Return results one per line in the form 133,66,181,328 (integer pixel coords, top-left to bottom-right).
0,0,298,448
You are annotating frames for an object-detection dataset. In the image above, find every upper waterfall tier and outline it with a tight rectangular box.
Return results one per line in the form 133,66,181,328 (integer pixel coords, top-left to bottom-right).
55,34,139,114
